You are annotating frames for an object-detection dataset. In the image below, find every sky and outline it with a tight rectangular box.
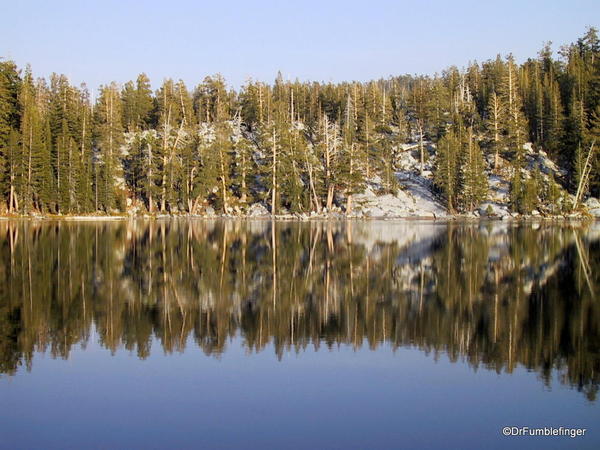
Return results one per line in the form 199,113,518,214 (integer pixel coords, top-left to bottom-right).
1,0,599,93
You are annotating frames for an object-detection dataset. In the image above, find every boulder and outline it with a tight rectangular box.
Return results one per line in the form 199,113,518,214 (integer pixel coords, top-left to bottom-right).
478,202,510,218
365,206,385,217
584,197,600,209
247,203,270,217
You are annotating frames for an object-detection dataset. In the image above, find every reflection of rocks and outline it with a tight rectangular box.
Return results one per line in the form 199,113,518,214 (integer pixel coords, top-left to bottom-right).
349,220,443,256
0,220,598,401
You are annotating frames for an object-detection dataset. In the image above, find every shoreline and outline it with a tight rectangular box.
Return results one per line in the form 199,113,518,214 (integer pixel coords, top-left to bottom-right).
0,213,597,222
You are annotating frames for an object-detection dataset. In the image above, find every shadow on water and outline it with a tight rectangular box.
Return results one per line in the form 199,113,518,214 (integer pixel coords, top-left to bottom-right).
0,219,598,401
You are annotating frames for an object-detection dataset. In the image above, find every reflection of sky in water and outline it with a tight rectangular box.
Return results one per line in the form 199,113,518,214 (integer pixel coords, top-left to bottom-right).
0,220,599,449
2,335,598,450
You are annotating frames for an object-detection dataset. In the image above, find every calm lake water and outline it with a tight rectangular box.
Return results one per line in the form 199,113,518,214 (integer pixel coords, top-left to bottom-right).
0,219,598,449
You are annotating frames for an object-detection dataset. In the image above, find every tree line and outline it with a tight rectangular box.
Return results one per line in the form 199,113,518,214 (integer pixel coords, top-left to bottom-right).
0,27,598,215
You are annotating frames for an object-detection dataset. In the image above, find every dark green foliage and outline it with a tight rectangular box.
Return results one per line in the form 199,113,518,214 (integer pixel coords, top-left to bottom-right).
94,83,124,212
434,129,460,211
459,128,488,211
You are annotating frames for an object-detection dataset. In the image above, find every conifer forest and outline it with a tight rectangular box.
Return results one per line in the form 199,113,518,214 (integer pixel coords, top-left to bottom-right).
0,27,599,217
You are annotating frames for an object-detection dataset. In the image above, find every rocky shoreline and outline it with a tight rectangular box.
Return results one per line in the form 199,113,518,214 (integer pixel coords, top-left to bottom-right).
1,205,598,221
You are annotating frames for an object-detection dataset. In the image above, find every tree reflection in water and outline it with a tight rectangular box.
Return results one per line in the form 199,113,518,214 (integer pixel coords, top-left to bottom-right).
0,219,598,401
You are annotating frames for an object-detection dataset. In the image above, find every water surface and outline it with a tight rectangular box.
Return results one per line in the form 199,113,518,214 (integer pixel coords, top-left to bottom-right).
0,219,599,449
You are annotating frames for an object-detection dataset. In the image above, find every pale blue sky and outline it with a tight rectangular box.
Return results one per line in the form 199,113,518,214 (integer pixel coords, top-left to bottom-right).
1,0,598,92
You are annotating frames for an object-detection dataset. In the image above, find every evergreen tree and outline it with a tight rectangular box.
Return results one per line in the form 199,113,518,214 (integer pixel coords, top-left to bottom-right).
94,82,124,212
230,114,254,205
38,116,54,212
121,73,155,132
459,127,488,211
339,92,366,213
434,128,460,212
0,60,21,213
484,90,506,171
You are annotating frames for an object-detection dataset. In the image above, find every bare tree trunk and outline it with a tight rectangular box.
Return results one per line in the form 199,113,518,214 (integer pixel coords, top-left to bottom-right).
68,139,73,211
326,184,335,211
107,89,114,212
81,113,87,211
491,92,501,172
220,147,228,213
27,124,33,212
57,138,61,213
346,143,355,214
147,143,154,213
365,119,370,179
8,184,16,213
574,141,596,209
240,151,247,204
258,83,263,124
271,128,277,216
324,116,332,210
161,103,171,212
418,120,424,175
305,151,319,212
95,163,98,211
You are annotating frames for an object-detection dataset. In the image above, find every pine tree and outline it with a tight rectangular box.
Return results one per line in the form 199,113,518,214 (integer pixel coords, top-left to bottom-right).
0,60,21,213
49,74,84,213
521,168,541,214
258,119,281,214
586,105,600,195
94,82,124,212
278,121,306,212
434,128,460,212
155,78,188,211
409,77,430,174
194,122,219,213
122,73,154,132
38,116,54,212
484,90,506,171
314,113,341,211
339,92,365,213
503,56,528,159
509,165,524,213
6,129,21,213
459,126,488,211
503,56,529,212
172,80,195,212
230,114,254,206
18,67,38,212
542,172,562,214
74,87,93,212
213,119,233,213
125,129,160,212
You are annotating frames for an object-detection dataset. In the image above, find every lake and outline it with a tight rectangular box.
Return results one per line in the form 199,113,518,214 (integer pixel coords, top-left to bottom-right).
0,219,598,449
